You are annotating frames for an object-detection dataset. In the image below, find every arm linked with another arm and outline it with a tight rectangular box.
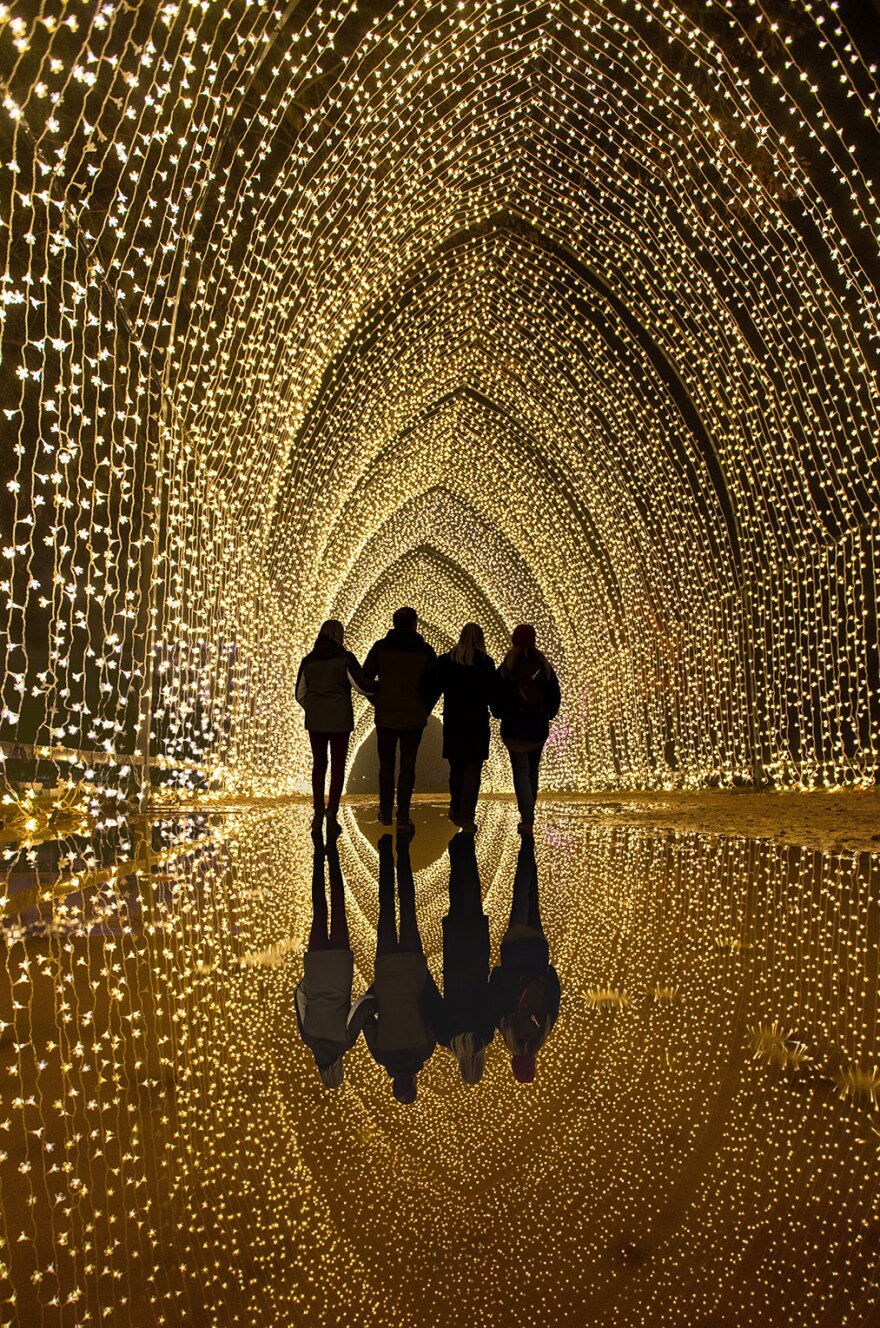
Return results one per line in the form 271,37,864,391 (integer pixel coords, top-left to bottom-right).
346,652,374,700
347,990,377,1049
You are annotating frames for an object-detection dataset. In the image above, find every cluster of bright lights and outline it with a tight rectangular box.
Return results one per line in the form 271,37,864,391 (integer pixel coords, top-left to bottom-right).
0,0,878,808
2,802,879,1324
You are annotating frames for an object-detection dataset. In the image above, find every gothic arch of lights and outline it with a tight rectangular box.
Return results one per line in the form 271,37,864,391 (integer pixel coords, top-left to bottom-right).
1,0,879,803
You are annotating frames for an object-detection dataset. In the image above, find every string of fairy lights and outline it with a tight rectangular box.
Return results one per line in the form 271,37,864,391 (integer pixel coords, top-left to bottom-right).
1,6,879,1324
0,0,877,805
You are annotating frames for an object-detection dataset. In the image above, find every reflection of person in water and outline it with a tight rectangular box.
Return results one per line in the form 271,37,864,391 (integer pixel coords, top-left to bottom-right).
295,837,357,1088
348,834,442,1105
438,832,495,1084
490,837,560,1083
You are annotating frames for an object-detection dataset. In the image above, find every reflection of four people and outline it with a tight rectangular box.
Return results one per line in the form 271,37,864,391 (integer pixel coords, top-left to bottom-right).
296,828,559,1100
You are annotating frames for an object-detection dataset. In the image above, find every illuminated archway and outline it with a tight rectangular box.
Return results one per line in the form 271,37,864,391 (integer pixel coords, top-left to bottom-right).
0,0,877,797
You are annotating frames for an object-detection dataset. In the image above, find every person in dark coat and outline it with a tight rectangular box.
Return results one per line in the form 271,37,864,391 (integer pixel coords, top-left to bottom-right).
490,836,561,1084
362,607,437,833
438,832,495,1084
490,623,561,835
295,836,358,1088
348,833,442,1104
424,622,495,832
295,619,372,835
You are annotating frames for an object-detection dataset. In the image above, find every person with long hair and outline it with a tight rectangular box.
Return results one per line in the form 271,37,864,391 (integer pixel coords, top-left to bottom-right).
438,831,495,1084
491,623,561,835
294,835,358,1089
296,619,373,835
490,836,560,1085
424,622,495,832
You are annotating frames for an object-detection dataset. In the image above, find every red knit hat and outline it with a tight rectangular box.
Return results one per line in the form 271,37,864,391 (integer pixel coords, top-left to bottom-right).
512,1053,536,1083
512,623,536,650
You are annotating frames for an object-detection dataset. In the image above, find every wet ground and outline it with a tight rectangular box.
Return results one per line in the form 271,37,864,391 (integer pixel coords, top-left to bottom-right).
1,797,878,1326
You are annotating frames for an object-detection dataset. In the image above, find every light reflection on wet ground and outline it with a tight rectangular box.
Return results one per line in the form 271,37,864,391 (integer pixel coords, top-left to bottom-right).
1,799,878,1326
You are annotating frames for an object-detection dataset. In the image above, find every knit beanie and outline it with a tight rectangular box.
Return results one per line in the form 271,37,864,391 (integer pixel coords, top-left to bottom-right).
511,623,537,650
512,1053,536,1083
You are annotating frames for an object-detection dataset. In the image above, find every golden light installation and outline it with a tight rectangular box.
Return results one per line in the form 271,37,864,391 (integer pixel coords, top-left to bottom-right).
0,0,877,798
0,1,880,1323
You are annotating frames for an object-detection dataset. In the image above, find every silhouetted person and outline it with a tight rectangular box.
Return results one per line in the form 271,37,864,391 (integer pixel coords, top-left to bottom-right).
490,837,560,1083
296,619,372,834
363,606,436,832
424,622,495,832
491,623,560,835
438,832,495,1084
348,833,442,1103
295,837,358,1088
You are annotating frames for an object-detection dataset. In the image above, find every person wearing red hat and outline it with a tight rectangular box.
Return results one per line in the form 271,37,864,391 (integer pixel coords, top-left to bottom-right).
490,837,560,1084
490,623,561,834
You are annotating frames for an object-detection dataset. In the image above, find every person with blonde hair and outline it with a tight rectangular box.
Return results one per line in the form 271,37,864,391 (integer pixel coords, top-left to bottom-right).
296,618,373,835
424,622,496,832
438,832,495,1084
295,836,358,1089
490,623,560,835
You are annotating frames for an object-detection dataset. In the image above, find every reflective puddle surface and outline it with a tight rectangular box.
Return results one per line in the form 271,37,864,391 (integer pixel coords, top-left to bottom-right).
1,801,878,1326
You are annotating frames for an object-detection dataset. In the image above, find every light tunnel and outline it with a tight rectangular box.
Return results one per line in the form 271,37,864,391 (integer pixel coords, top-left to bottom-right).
0,0,879,800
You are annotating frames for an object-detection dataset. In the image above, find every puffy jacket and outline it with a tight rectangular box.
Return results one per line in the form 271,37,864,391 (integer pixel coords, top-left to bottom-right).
491,655,561,745
489,932,561,1047
363,628,437,730
348,966,443,1079
295,634,372,732
294,950,357,1068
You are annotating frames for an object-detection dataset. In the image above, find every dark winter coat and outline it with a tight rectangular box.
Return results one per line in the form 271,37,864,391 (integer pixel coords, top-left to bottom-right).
295,635,372,732
294,950,357,1068
348,964,443,1079
424,651,496,763
439,912,495,1049
437,834,494,1049
491,656,561,747
363,628,437,730
489,931,561,1039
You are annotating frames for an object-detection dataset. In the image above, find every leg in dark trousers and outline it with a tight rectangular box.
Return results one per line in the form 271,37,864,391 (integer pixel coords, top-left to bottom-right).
448,760,464,823
376,727,398,821
396,728,423,820
377,834,399,957
458,760,482,824
308,840,330,950
309,732,330,815
508,748,537,825
325,841,350,949
526,847,542,931
508,838,541,931
395,837,424,955
326,732,349,818
528,745,543,807
448,833,483,920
